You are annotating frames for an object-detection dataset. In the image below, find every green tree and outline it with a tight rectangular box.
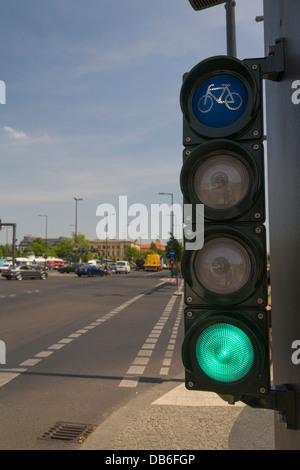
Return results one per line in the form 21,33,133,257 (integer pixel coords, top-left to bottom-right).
165,235,183,263
53,239,73,259
125,246,141,262
23,237,48,257
72,232,90,250
70,232,91,263
0,244,12,258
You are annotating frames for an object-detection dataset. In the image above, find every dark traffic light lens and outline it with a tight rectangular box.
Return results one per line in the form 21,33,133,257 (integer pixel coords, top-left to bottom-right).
194,238,251,295
193,153,250,210
195,322,254,382
180,140,264,223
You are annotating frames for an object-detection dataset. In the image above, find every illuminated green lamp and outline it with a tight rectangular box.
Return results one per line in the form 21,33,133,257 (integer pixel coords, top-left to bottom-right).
195,323,254,383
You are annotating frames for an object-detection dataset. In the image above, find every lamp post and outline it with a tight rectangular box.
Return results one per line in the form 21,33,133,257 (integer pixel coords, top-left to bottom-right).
188,0,236,58
159,192,174,277
225,0,236,57
38,214,48,265
74,197,83,266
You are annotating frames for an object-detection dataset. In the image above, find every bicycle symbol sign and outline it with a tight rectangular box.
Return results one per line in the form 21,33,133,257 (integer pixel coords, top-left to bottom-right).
198,83,243,113
192,74,248,128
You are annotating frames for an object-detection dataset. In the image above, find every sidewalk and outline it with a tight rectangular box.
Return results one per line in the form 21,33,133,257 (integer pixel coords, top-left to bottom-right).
82,374,275,451
81,278,275,451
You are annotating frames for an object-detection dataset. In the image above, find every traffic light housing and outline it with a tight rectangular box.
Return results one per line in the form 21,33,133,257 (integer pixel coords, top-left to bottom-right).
180,55,270,404
182,309,270,402
180,56,263,145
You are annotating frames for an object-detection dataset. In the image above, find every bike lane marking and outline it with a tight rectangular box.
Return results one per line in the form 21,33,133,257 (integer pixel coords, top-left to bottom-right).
119,291,179,388
159,292,184,376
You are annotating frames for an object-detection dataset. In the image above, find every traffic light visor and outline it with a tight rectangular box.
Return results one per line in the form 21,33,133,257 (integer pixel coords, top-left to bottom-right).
180,56,261,140
181,225,267,307
180,139,264,222
182,310,270,396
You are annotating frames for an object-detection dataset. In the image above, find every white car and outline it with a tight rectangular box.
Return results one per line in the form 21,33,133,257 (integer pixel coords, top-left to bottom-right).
116,261,131,274
0,263,12,273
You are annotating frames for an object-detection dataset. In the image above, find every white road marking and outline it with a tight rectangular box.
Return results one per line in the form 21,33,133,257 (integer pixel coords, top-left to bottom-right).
159,294,183,376
0,369,27,387
119,293,178,388
0,281,165,389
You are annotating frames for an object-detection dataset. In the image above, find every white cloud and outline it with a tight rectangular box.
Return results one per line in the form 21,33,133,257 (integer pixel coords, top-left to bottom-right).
3,126,27,140
3,127,51,145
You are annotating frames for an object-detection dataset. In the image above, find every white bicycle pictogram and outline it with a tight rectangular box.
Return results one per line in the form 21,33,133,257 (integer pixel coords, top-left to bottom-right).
198,83,243,113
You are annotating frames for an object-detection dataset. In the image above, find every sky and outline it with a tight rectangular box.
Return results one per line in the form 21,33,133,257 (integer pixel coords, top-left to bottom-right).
0,0,265,247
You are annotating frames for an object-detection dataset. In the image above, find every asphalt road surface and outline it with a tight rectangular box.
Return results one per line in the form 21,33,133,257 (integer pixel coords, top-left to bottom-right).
0,269,184,450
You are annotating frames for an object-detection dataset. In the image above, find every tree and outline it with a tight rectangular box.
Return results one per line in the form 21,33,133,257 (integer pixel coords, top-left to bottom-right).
125,246,140,262
53,239,73,259
23,237,47,257
165,235,183,263
0,244,12,258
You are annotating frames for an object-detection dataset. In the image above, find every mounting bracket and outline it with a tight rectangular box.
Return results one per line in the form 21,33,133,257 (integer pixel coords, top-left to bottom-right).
241,384,297,430
245,37,285,81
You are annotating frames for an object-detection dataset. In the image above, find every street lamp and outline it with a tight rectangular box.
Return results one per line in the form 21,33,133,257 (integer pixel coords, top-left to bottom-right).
159,192,174,277
38,214,48,263
73,197,83,247
73,197,83,266
188,0,230,11
188,0,236,58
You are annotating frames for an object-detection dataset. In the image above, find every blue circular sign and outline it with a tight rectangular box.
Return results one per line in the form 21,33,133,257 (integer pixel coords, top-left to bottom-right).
192,74,248,128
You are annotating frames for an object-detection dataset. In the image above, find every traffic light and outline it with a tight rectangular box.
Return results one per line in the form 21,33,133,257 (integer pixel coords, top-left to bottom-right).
180,55,270,404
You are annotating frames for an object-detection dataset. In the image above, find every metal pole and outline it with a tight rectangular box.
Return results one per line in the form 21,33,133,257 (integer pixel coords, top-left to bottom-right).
38,214,48,266
225,1,236,57
12,224,16,266
74,197,83,266
75,200,78,246
264,0,300,448
171,193,174,278
159,192,174,277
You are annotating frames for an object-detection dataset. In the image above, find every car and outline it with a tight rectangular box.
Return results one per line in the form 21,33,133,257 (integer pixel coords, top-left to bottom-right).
75,264,104,277
135,258,145,270
51,263,62,270
116,261,131,274
57,264,78,273
0,263,12,273
108,262,117,272
1,265,48,280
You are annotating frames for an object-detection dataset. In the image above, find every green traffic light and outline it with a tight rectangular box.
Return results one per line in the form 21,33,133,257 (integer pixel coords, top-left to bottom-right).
195,323,254,383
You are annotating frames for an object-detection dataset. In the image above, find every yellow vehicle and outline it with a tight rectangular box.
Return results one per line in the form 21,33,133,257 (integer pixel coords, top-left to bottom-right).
144,254,163,271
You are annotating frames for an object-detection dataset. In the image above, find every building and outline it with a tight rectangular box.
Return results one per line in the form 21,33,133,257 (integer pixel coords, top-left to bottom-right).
19,235,71,254
140,240,165,252
19,235,142,261
90,239,140,261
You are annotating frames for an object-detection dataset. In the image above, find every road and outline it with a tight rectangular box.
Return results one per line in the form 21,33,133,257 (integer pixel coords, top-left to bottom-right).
0,269,184,450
